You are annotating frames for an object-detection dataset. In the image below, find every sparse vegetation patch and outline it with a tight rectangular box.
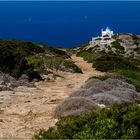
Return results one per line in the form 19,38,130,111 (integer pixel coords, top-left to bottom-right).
34,104,140,139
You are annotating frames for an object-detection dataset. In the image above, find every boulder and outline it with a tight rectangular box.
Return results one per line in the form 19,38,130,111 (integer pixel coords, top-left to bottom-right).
18,74,34,87
0,72,34,91
0,73,17,90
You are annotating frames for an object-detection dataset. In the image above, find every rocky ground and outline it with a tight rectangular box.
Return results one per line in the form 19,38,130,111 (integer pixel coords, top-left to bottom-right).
0,55,104,138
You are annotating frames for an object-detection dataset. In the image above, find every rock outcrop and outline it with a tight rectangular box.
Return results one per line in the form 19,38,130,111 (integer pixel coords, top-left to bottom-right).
0,72,34,91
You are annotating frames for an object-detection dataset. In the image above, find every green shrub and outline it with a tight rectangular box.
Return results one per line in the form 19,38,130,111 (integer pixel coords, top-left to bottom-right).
44,56,64,71
0,40,45,54
91,52,139,72
0,46,33,78
76,51,93,63
111,40,124,51
43,56,82,73
34,104,140,139
0,47,15,74
113,69,140,92
26,55,45,74
63,60,82,73
44,45,68,57
0,40,46,78
134,47,140,54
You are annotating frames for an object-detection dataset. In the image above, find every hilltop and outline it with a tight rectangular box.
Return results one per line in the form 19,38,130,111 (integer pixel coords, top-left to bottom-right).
75,33,140,58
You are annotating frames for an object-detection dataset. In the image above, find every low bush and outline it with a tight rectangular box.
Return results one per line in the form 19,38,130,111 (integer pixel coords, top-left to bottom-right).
92,52,139,72
134,47,140,54
44,56,64,71
44,57,82,73
54,97,98,118
0,46,33,78
70,87,103,98
77,51,138,72
0,40,45,78
34,104,140,139
0,40,82,79
63,60,82,73
89,72,140,92
44,45,69,58
90,93,123,106
26,55,44,74
111,40,124,51
76,51,93,63
70,77,140,105
113,69,140,92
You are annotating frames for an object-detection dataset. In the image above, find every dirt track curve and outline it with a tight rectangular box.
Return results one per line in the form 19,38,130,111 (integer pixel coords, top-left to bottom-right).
0,55,104,138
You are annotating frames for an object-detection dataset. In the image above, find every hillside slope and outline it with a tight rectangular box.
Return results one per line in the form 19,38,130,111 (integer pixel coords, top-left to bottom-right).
34,34,140,139
0,54,104,138
0,40,82,91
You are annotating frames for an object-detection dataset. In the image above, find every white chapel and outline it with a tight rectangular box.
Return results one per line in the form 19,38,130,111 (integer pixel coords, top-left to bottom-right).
89,27,114,47
101,27,114,38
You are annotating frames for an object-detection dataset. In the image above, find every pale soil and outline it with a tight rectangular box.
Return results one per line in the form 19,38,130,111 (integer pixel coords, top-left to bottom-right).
0,55,104,139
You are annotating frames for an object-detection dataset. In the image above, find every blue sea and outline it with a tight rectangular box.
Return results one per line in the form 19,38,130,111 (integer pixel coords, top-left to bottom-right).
0,1,140,48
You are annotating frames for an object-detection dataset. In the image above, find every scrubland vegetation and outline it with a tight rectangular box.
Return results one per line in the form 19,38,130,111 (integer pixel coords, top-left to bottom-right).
77,46,140,92
34,104,140,139
0,40,82,80
0,40,44,79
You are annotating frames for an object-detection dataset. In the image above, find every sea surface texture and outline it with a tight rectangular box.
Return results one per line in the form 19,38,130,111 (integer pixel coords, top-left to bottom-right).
0,1,140,47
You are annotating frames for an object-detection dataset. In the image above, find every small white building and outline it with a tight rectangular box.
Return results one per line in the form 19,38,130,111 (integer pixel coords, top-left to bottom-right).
101,27,113,38
89,27,114,47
